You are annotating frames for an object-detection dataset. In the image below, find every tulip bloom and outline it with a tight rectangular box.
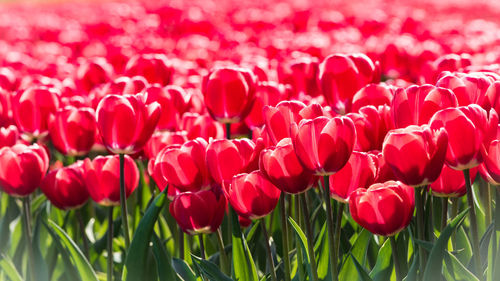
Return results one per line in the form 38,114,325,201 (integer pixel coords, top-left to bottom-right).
75,58,113,93
347,105,394,152
382,125,448,187
391,85,458,128
0,144,49,197
13,86,61,138
0,125,19,148
40,162,89,210
329,151,378,202
125,54,174,86
48,106,97,156
431,166,478,197
259,138,317,194
349,181,415,236
244,82,287,129
482,125,500,184
206,138,263,186
292,116,356,175
144,130,187,159
436,72,493,106
351,83,394,113
170,188,227,235
202,67,256,123
156,138,212,192
96,93,161,154
225,171,281,220
144,85,187,131
83,155,139,206
180,113,225,141
429,105,498,170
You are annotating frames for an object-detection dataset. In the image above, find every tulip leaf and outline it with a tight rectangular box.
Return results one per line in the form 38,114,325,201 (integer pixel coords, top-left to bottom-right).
123,187,168,281
351,253,374,281
32,212,49,281
423,208,469,281
404,252,419,281
288,217,314,281
314,223,331,280
0,252,23,281
339,229,372,281
151,233,178,281
192,254,234,281
231,209,259,281
43,220,98,281
369,239,393,281
172,257,198,281
443,250,479,281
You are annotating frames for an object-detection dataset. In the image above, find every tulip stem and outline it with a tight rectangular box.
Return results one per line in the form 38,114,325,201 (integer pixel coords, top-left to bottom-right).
389,236,402,281
225,123,231,140
261,219,278,281
322,176,338,281
450,197,459,251
119,153,130,249
415,187,426,273
300,193,319,281
463,169,481,277
198,234,206,259
179,227,185,260
21,196,35,281
441,197,448,231
76,209,90,259
427,191,434,241
485,183,492,226
333,202,344,281
279,193,291,281
107,207,114,281
216,228,230,275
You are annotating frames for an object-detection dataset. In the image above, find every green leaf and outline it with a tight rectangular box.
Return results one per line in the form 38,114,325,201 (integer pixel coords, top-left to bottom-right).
443,251,479,281
123,188,168,281
403,252,419,281
288,217,313,281
314,224,330,280
423,208,469,281
231,209,259,281
32,212,49,281
192,254,234,281
43,220,98,281
152,233,178,281
0,253,23,281
351,254,374,281
339,229,372,281
369,239,393,281
172,257,198,281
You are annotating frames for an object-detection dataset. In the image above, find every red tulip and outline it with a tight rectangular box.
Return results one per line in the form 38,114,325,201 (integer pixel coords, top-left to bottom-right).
0,88,14,127
144,130,187,159
436,72,493,106
206,138,263,186
244,82,287,129
144,85,187,131
259,138,317,194
180,113,225,141
382,125,448,187
372,151,397,183
202,67,256,123
351,83,394,113
0,125,19,148
239,215,252,228
291,116,356,175
329,151,378,202
319,54,378,114
482,124,500,184
96,93,161,154
40,162,89,210
48,106,97,156
90,76,149,108
482,81,500,118
349,181,415,236
0,143,49,197
391,85,458,128
225,171,281,220
429,105,498,170
170,188,227,235
125,54,174,86
75,58,113,93
277,56,320,97
13,86,61,138
431,166,478,197
347,105,394,152
156,138,212,192
83,155,139,206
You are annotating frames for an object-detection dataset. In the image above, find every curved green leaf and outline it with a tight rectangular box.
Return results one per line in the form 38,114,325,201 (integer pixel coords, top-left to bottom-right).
33,212,49,281
443,251,479,281
339,229,372,281
43,220,98,281
192,254,234,281
231,209,259,281
423,208,469,281
314,224,330,280
351,254,374,281
370,239,393,281
0,253,23,281
288,217,313,281
172,257,197,281
123,188,168,281
152,233,177,281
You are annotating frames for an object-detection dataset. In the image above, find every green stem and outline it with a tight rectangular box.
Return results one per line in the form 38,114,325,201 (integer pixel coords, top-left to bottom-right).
441,197,448,231
333,202,344,281
300,193,319,281
21,197,35,281
225,123,231,140
322,176,338,281
427,190,434,242
119,154,131,248
216,228,230,275
294,196,305,281
261,219,278,281
107,207,114,281
451,197,459,251
279,193,291,281
76,209,90,259
485,183,492,226
389,236,402,281
198,234,206,259
463,169,481,277
415,187,427,273
179,227,185,260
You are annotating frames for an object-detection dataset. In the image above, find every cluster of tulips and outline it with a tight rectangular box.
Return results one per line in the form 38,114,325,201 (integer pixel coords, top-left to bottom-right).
1,0,500,281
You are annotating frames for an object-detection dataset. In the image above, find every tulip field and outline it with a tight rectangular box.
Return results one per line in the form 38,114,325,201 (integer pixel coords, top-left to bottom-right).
2,0,500,280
